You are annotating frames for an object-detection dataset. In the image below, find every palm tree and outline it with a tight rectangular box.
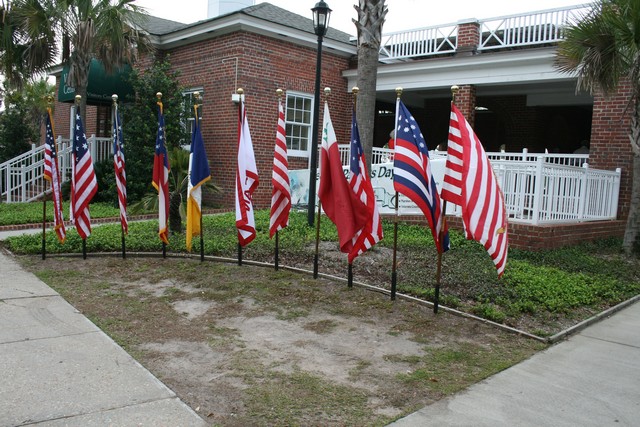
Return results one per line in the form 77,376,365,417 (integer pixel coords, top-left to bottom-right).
555,0,640,254
8,0,151,120
353,0,387,170
131,147,220,234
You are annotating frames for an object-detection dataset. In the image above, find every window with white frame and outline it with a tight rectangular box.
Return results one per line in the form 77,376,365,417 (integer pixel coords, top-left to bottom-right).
285,92,313,156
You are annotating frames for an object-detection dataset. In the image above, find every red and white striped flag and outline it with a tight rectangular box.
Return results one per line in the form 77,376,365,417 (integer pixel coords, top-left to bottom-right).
236,98,259,246
441,104,508,276
112,107,128,234
44,109,66,243
269,97,291,238
70,111,98,240
348,107,383,263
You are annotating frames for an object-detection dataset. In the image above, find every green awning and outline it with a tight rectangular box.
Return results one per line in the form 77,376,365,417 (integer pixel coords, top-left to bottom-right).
58,59,133,105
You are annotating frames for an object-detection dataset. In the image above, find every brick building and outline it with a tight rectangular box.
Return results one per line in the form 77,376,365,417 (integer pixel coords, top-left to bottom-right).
50,2,632,248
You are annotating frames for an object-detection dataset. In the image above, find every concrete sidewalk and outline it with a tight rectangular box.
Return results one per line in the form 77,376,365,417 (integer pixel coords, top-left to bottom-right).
0,250,207,426
389,300,640,426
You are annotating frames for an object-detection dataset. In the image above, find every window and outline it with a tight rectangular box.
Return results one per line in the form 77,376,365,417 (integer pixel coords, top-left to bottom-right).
285,92,313,157
183,88,204,145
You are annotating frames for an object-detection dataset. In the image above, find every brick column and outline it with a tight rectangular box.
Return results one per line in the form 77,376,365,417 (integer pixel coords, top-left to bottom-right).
457,19,480,56
454,85,477,128
590,82,633,220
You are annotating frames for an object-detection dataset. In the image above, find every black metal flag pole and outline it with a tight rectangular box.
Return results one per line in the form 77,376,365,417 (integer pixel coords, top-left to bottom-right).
314,87,331,279
313,197,322,279
112,95,126,259
347,87,359,289
41,189,47,260
274,89,284,271
434,85,459,313
193,92,206,262
391,192,399,300
390,87,403,300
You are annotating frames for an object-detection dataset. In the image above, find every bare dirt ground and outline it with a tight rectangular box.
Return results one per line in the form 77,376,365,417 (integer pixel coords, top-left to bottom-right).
20,254,544,426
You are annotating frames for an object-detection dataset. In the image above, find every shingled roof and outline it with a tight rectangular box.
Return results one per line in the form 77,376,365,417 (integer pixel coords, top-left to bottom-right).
142,2,353,44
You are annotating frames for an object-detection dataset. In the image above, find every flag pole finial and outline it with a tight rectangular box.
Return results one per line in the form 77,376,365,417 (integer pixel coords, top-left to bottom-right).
74,94,81,105
46,95,54,105
276,88,284,99
451,85,460,104
237,88,244,95
324,87,331,98
156,92,162,100
395,87,403,99
112,94,118,108
352,86,358,107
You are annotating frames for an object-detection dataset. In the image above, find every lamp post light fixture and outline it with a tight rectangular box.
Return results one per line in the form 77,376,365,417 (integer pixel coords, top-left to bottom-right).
307,0,332,226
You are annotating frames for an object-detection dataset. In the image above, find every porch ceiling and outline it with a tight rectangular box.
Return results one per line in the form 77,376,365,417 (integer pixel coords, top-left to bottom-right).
343,47,593,108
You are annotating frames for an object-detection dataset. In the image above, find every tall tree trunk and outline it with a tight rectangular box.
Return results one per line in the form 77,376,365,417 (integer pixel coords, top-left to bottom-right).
623,98,640,254
353,0,387,171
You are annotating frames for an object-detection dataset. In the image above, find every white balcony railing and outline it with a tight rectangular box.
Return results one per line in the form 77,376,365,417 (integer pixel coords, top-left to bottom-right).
479,4,593,51
379,4,594,61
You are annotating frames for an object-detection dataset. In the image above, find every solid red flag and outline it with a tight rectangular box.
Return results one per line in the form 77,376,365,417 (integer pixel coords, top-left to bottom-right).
318,101,368,254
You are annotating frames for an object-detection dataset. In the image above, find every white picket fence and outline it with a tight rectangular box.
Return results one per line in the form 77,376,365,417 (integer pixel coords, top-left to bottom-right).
0,136,112,203
2,141,621,226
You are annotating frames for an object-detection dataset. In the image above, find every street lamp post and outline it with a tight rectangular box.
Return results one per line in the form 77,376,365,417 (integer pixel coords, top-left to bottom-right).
307,0,332,226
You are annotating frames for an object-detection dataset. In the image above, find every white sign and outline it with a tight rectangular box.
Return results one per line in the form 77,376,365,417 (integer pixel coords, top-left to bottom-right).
290,158,450,215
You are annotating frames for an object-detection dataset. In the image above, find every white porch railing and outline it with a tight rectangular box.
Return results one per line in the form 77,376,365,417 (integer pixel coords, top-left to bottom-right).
380,23,457,62
0,135,112,203
479,4,593,51
379,4,593,61
331,146,620,225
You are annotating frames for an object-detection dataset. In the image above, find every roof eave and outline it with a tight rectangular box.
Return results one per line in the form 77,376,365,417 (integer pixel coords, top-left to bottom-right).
153,15,356,57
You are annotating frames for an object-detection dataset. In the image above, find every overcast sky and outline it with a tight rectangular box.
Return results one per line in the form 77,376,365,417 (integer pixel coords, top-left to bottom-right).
135,0,588,35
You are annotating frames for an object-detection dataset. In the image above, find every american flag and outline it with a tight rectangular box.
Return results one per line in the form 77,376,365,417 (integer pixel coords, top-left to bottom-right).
393,100,449,253
269,97,291,238
70,112,97,240
235,99,259,246
43,110,66,243
152,104,170,245
348,108,383,263
112,108,128,234
442,104,508,276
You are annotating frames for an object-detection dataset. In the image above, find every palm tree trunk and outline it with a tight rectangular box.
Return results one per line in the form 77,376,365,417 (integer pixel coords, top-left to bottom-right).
354,0,387,171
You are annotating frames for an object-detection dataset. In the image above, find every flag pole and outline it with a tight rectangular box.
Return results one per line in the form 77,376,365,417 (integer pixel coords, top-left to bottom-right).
434,85,459,314
347,87,359,288
237,88,244,267
112,94,126,259
42,97,54,260
390,87,402,300
156,92,167,258
314,87,331,279
274,88,284,271
193,92,205,262
73,95,88,260
41,176,47,260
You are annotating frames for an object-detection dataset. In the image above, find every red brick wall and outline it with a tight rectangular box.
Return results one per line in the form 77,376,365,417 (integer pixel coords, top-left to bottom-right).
395,215,625,250
589,83,633,220
454,85,476,127
163,31,351,209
